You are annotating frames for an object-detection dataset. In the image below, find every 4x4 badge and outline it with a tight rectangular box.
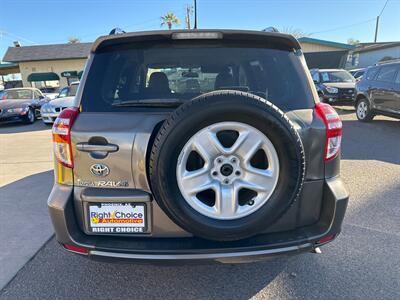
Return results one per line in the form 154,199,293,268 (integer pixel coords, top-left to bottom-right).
90,164,110,177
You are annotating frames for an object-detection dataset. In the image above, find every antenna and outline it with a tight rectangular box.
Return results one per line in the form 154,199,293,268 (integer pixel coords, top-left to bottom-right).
194,0,198,29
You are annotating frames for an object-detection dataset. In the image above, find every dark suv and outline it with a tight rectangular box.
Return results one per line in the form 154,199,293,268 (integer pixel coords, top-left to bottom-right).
311,68,356,105
355,61,400,122
48,30,348,263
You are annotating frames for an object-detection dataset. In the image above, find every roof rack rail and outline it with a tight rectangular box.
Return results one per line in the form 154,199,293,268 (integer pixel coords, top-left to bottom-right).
375,58,400,65
109,28,126,35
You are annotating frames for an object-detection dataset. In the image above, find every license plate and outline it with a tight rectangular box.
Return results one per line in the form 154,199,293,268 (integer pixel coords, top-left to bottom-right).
88,203,146,234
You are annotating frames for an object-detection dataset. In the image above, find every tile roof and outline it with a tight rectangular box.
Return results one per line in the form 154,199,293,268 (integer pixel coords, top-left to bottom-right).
351,42,400,53
3,42,93,62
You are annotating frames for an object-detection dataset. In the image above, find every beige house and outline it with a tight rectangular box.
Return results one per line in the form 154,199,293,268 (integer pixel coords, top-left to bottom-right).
298,37,354,53
297,37,355,69
3,43,92,89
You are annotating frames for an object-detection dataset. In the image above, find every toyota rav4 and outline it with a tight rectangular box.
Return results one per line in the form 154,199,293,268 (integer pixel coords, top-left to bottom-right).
48,30,349,263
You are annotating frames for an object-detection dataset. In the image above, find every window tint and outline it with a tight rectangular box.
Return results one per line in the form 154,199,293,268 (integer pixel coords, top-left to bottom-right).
81,44,314,112
365,67,379,80
34,91,42,99
320,71,354,83
311,72,319,82
376,65,397,82
68,84,78,96
353,70,365,79
4,89,33,99
58,88,68,98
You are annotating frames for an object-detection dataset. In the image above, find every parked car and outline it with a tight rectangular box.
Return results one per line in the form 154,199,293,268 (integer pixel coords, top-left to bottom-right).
355,61,400,122
311,68,356,105
40,82,79,124
40,87,59,100
349,68,365,81
0,87,46,124
48,30,348,263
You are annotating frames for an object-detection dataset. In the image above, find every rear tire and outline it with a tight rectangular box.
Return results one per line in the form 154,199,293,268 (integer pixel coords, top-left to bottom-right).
24,108,35,124
356,98,374,122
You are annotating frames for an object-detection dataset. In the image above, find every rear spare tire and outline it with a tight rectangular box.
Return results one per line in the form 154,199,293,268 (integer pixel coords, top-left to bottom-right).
149,91,305,241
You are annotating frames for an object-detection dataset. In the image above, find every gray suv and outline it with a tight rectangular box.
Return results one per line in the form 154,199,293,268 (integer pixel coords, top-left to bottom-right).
48,30,349,263
355,61,400,122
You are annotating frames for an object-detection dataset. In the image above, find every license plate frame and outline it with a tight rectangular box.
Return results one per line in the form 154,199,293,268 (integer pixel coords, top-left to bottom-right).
87,202,148,234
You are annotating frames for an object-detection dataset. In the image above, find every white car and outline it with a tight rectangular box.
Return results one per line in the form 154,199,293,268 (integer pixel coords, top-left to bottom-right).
43,92,59,100
40,82,78,124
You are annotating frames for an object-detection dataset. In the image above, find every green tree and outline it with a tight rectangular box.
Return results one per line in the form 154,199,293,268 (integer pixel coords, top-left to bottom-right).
161,13,180,30
347,38,360,45
68,37,80,44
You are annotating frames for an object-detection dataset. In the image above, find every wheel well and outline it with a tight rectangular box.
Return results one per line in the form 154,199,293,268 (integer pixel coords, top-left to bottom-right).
356,94,367,102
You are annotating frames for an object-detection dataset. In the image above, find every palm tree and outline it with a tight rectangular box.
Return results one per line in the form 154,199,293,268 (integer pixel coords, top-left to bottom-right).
161,13,180,30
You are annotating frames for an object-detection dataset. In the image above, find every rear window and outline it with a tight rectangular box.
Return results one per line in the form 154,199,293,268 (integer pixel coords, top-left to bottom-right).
81,42,314,112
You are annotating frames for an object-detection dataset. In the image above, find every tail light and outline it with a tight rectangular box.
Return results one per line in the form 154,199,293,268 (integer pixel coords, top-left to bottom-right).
62,243,89,255
315,103,342,161
52,107,79,168
316,234,336,245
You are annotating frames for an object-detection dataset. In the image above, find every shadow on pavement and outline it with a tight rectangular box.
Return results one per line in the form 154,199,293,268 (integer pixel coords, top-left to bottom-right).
341,118,400,164
0,120,50,134
0,171,54,290
334,106,356,115
1,238,291,299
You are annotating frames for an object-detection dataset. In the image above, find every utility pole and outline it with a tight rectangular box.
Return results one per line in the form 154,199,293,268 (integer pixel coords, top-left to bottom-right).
374,16,379,42
374,0,389,42
194,0,198,29
185,5,193,29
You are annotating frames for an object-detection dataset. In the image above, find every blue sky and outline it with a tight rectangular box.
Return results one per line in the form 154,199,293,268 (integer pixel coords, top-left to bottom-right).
1,0,400,59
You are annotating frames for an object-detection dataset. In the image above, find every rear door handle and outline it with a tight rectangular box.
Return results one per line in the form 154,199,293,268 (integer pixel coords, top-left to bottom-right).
76,143,119,153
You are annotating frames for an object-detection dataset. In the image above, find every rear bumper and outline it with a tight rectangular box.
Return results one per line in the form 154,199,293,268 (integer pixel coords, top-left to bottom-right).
322,95,355,105
48,176,349,263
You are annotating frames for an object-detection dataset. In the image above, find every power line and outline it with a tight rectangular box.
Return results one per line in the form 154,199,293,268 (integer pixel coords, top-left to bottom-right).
379,0,389,17
0,29,37,44
309,18,376,35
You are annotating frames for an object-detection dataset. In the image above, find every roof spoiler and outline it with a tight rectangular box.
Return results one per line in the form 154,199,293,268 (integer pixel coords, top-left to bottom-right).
375,58,400,65
93,29,301,53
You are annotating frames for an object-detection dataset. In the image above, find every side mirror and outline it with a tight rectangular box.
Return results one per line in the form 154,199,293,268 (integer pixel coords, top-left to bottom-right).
39,95,44,99
313,80,319,84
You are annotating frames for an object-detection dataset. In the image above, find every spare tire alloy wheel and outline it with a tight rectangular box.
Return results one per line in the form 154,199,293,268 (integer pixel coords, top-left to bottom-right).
176,122,279,220
150,91,305,241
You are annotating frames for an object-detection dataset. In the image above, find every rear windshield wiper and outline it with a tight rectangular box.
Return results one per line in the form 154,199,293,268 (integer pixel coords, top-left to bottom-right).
112,98,184,107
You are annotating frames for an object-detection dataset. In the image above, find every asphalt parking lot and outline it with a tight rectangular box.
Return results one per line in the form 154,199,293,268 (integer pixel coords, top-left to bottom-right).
0,109,399,299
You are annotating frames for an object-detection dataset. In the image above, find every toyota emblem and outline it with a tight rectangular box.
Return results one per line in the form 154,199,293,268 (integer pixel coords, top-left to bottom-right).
90,164,110,177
